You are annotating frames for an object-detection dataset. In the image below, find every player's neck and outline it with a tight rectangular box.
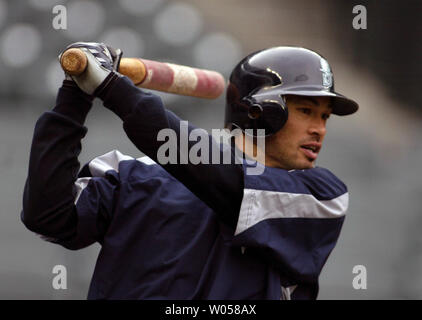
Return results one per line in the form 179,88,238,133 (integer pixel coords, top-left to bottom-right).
234,133,268,167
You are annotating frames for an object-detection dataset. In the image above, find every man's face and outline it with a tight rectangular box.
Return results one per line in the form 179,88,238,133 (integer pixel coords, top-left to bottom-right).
265,95,332,170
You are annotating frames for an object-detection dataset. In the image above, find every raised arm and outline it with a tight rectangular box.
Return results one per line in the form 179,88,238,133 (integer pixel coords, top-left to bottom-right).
21,81,115,249
21,43,124,249
97,75,244,228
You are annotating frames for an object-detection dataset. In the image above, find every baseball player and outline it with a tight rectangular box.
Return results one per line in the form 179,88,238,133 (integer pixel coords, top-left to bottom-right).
21,42,358,299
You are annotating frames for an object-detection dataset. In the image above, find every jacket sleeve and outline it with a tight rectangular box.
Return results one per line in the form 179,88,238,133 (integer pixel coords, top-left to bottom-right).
21,81,117,250
100,76,244,229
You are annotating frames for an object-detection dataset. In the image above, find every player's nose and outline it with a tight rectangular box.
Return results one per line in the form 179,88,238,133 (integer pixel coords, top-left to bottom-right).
307,117,327,139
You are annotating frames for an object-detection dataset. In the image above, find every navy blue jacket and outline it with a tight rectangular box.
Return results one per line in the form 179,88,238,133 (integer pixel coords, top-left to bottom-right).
21,78,348,299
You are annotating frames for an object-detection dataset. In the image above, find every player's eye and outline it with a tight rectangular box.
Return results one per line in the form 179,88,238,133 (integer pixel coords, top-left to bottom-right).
299,108,311,115
322,113,331,120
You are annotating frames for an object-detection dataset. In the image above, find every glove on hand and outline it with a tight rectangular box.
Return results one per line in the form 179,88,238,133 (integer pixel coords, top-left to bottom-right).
59,42,123,95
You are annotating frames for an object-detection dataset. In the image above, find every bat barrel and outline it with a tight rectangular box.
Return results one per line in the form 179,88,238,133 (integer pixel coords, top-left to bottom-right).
139,59,226,99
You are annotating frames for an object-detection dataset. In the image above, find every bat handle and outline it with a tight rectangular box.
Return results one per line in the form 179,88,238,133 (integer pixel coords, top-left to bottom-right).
59,48,147,85
60,48,88,76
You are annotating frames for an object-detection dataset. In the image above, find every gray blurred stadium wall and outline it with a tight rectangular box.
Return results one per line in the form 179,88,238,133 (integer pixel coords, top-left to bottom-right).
0,0,421,299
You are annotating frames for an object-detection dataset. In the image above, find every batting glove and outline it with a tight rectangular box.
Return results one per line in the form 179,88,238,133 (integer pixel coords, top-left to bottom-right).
59,42,123,96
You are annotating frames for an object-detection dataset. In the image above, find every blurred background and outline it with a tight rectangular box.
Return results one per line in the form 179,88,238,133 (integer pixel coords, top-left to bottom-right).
0,0,421,299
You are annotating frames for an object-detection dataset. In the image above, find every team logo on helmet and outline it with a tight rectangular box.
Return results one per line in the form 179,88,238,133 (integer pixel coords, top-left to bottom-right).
320,58,333,89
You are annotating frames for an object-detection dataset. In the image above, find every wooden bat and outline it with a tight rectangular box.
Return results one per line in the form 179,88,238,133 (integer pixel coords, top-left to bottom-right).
60,48,226,99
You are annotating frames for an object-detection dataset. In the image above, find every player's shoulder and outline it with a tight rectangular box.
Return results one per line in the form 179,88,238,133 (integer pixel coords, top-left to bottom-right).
77,149,169,183
288,166,345,184
243,165,347,201
288,166,347,200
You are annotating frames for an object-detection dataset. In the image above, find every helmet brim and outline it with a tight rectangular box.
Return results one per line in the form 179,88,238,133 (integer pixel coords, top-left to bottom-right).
281,88,359,116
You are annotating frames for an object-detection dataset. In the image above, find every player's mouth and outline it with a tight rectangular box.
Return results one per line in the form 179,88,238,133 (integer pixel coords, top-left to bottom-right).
300,142,321,161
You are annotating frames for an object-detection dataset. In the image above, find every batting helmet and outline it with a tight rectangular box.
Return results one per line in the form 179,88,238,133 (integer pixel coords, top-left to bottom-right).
224,46,359,136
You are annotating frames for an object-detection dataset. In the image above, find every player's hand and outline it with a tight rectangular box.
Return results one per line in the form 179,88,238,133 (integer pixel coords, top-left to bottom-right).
59,42,123,95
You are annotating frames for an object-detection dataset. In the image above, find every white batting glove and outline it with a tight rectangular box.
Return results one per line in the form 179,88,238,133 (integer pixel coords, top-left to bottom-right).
59,42,123,95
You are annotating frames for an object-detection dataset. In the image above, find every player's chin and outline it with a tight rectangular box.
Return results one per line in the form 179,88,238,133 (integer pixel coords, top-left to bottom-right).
297,155,316,169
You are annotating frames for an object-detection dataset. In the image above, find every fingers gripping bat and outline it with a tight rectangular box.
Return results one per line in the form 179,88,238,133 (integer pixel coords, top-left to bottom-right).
60,48,226,99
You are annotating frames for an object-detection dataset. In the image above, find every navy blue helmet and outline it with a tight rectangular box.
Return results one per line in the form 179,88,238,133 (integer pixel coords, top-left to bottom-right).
225,47,359,136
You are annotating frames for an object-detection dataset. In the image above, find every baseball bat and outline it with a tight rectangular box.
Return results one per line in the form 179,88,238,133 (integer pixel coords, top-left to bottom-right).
60,48,226,99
